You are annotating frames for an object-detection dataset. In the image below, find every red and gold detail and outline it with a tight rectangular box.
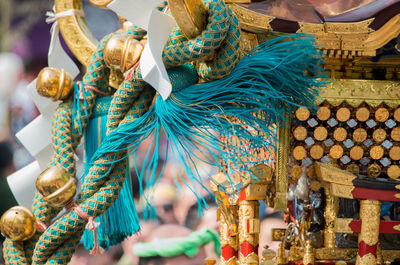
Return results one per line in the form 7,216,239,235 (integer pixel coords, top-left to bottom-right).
356,200,381,265
238,200,259,264
290,102,400,179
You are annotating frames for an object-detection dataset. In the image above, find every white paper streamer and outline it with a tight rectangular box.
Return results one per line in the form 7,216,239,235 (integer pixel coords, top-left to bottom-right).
107,0,175,99
14,7,83,186
107,0,164,31
46,7,81,77
7,161,42,208
140,10,175,100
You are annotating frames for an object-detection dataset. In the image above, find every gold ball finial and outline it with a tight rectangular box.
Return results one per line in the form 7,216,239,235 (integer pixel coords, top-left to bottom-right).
36,166,77,207
36,67,73,101
0,206,36,241
104,35,144,73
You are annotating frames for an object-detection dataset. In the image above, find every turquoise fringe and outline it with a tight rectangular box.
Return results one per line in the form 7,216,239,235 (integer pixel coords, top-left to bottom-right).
82,97,140,251
90,33,328,220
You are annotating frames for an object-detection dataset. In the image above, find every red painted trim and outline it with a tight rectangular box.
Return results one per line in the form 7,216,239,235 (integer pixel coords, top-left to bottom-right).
238,189,246,203
221,245,237,260
240,241,258,257
358,241,377,258
348,220,400,234
352,187,400,202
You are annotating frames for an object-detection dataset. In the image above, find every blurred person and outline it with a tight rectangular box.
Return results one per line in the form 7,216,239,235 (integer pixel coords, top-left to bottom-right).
68,244,123,265
145,182,179,225
133,224,220,265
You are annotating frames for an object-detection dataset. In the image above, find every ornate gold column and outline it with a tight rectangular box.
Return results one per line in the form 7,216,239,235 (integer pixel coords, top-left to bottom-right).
324,190,339,248
219,205,239,265
356,200,381,265
238,200,260,264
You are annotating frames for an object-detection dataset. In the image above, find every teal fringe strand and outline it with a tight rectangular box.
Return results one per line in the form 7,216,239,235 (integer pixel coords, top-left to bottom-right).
91,33,328,219
82,98,140,251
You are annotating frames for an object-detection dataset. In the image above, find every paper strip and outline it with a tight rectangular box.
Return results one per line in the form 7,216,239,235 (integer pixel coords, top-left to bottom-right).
140,10,175,100
107,0,164,30
7,161,41,208
16,115,53,158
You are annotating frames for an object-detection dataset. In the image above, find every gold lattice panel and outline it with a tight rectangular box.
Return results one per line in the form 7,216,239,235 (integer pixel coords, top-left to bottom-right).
290,102,400,179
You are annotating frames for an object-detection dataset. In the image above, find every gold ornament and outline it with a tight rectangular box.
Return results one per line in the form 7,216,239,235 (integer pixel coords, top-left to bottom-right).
36,67,73,101
367,164,381,178
88,0,112,7
350,146,364,160
394,108,400,122
204,258,216,265
353,128,367,142
373,128,386,143
336,107,351,122
275,243,287,265
391,127,400,141
389,146,400,160
288,241,301,262
293,126,307,141
388,165,400,180
291,165,303,179
303,240,315,265
167,0,208,39
329,145,343,159
293,146,307,161
314,126,328,141
310,144,324,160
36,166,77,207
104,35,144,73
356,107,370,122
295,107,310,121
347,164,360,174
370,145,384,160
333,127,347,142
317,106,331,121
375,107,389,122
0,206,36,241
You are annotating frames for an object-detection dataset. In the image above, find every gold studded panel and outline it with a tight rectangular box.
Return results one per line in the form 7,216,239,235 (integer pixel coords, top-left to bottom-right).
290,102,400,180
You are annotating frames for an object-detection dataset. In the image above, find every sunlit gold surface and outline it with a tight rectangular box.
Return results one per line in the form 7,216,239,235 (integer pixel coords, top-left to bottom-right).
168,0,208,39
36,67,74,101
55,0,97,66
36,166,77,207
0,206,36,241
104,35,144,73
88,0,112,7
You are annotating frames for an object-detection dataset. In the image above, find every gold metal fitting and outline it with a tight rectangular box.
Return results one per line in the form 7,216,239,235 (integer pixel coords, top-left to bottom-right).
275,243,287,264
36,166,76,207
36,67,73,101
88,0,112,8
303,240,315,265
0,206,36,241
167,0,208,39
104,35,144,73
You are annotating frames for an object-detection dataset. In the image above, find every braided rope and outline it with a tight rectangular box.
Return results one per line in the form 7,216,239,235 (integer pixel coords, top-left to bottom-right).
2,1,241,263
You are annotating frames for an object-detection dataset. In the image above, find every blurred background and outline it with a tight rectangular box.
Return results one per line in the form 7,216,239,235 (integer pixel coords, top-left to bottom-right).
0,1,285,264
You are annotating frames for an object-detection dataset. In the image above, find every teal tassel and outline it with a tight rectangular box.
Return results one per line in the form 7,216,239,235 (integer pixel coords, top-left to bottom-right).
82,97,141,251
91,33,328,219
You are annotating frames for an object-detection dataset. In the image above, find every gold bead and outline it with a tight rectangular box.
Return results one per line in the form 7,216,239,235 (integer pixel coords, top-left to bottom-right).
314,126,328,141
104,35,144,73
295,107,310,121
36,67,73,101
0,206,36,241
293,126,307,141
375,107,389,122
333,127,347,142
293,146,307,160
336,107,350,122
36,166,76,207
168,0,208,39
310,144,324,160
317,106,331,121
350,146,364,160
88,0,112,7
356,107,370,122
